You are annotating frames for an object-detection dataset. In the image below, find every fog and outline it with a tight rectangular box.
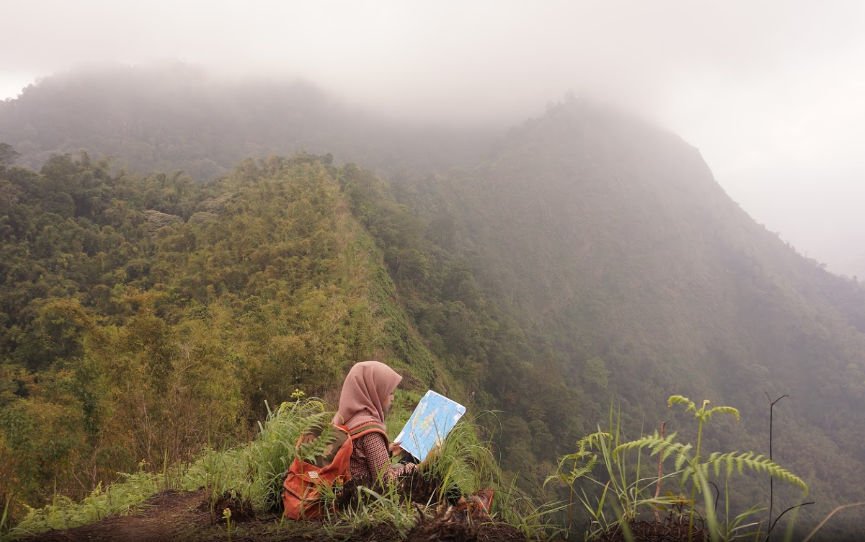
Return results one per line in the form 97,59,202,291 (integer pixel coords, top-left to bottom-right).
2,0,865,275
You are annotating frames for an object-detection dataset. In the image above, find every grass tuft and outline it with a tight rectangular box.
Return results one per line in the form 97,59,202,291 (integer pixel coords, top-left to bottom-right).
4,472,163,540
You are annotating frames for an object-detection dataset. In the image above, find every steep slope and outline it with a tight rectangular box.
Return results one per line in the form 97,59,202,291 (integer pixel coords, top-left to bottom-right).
401,99,865,530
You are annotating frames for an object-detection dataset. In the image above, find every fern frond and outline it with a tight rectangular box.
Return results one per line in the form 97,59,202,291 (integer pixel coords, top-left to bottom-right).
547,431,611,486
548,454,599,486
613,431,693,467
673,446,692,470
679,462,713,491
612,432,665,454
667,394,695,412
705,405,741,422
580,431,613,451
704,451,808,492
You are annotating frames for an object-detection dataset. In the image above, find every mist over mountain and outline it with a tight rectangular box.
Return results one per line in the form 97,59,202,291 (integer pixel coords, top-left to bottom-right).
0,64,494,179
399,100,865,527
2,65,865,536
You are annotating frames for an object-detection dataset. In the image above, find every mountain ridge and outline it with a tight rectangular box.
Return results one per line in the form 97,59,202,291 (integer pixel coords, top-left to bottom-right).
2,66,865,535
388,99,865,530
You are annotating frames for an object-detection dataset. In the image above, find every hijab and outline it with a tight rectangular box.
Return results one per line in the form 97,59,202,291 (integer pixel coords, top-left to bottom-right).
334,361,402,428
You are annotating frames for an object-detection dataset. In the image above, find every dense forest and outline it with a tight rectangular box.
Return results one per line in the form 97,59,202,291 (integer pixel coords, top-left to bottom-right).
2,66,865,538
0,149,576,523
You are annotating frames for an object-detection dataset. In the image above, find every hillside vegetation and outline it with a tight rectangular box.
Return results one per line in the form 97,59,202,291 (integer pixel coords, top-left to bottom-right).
2,67,865,538
395,101,865,530
0,149,575,530
0,153,456,518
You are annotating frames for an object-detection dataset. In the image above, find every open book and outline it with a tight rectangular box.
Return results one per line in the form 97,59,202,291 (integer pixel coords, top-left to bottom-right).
394,390,466,462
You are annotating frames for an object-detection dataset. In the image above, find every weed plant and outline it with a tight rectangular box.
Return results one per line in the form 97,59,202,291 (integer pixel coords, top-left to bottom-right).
495,478,569,541
1,495,10,535
324,485,418,539
419,414,500,496
417,411,565,540
547,395,808,542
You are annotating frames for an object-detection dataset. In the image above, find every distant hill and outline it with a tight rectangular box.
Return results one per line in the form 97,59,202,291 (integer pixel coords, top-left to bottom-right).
0,63,492,179
2,66,865,536
403,100,865,530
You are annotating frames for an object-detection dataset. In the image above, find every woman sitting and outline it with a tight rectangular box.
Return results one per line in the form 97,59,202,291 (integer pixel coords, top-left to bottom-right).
334,360,417,486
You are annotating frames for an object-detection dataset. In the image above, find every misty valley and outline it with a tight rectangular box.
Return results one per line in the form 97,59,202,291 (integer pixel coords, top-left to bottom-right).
1,67,865,541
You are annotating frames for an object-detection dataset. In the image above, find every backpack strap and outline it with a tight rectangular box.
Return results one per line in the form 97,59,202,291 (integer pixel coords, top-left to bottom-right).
346,421,388,442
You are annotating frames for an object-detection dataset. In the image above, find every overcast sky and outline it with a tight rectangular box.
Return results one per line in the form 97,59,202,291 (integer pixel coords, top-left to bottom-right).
2,0,864,276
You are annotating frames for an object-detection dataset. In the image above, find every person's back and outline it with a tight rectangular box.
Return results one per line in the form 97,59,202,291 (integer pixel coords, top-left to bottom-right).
334,361,417,485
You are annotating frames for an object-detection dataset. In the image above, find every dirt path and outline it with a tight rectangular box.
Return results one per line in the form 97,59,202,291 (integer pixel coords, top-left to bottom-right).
20,490,527,542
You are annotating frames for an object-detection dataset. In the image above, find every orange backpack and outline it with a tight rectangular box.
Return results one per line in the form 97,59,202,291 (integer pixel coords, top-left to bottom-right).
282,421,387,520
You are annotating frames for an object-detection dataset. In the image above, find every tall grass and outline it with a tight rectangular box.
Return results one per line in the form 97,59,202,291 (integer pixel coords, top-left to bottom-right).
547,396,809,541
4,398,557,541
420,414,501,496
183,398,334,511
2,399,329,540
325,485,418,539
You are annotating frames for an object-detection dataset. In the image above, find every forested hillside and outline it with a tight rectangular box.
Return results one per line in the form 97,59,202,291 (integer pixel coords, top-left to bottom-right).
2,67,865,537
0,153,457,517
393,101,865,529
0,149,580,530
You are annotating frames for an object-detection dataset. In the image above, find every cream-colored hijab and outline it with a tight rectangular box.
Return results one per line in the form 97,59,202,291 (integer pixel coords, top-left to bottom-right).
334,361,402,428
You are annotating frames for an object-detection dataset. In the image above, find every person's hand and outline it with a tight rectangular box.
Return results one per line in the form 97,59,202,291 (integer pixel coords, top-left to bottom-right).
389,441,404,456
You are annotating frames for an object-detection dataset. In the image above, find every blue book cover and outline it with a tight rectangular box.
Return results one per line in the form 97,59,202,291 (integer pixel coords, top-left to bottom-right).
394,390,466,461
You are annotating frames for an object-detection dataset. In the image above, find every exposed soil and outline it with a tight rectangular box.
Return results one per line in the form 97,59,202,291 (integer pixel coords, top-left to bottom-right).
19,489,527,542
406,516,526,542
597,514,707,542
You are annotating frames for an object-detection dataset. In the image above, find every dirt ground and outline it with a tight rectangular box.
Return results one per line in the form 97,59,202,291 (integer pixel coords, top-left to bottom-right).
19,489,528,542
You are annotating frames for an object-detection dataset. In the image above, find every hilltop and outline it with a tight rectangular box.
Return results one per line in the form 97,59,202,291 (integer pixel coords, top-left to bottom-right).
2,66,865,538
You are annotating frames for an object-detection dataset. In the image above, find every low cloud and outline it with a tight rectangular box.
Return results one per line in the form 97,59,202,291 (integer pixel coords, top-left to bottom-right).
3,0,865,274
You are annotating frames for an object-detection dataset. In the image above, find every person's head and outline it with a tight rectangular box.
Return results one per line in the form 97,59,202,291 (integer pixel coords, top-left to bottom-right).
334,361,402,427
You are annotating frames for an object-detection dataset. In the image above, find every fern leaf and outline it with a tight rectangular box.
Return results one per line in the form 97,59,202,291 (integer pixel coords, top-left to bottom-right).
671,443,693,470
667,395,695,412
613,433,661,454
703,451,808,492
706,405,741,422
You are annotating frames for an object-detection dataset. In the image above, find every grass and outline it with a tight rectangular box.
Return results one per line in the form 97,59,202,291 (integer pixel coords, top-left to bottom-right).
325,485,418,539
3,471,164,540
2,398,328,540
3,398,557,540
419,413,501,496
182,398,336,512
1,495,10,534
